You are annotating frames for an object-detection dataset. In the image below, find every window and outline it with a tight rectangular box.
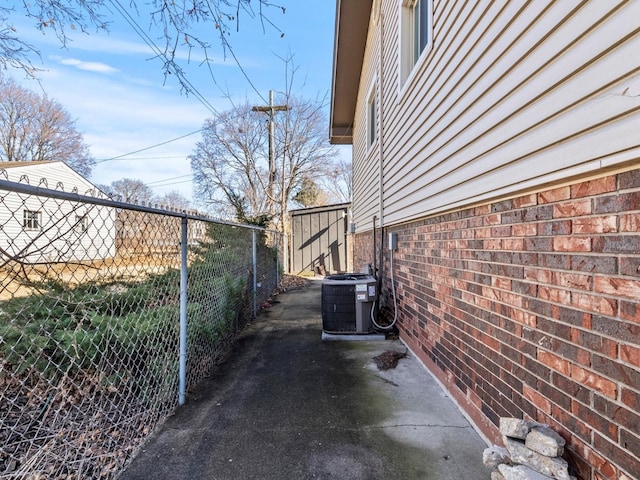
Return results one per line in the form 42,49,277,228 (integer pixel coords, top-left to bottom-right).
400,0,432,85
367,86,377,148
75,215,88,233
23,210,42,230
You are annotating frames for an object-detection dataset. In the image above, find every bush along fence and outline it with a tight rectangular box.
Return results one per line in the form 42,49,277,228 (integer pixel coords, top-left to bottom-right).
0,175,281,478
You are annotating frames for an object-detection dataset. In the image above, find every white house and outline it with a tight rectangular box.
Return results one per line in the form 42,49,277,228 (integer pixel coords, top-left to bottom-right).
0,161,116,263
332,2,640,479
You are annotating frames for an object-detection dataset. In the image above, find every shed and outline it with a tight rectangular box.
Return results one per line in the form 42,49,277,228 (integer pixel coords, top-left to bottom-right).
289,203,350,275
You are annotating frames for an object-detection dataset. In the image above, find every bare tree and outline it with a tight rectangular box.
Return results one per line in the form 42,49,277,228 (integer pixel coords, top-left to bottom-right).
0,1,285,92
107,178,155,204
320,157,352,204
190,104,269,221
190,94,337,224
157,190,192,211
0,75,94,176
190,88,337,274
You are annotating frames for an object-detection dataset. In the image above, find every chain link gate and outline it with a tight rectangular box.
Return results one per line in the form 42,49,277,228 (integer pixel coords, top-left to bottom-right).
0,172,281,479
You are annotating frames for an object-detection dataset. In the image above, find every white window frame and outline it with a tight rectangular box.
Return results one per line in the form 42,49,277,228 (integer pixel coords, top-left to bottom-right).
23,209,42,231
75,214,88,234
399,0,433,87
366,82,378,149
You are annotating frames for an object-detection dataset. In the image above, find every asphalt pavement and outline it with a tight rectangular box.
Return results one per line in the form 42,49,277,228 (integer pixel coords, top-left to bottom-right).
120,278,491,480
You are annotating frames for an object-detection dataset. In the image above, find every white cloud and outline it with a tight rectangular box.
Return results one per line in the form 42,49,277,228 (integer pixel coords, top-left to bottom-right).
52,56,119,74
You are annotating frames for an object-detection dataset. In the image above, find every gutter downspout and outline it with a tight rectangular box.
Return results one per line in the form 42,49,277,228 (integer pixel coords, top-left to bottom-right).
377,10,385,299
377,9,384,230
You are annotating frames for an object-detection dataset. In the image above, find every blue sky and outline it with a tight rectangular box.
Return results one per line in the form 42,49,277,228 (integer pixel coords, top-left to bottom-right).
6,1,346,201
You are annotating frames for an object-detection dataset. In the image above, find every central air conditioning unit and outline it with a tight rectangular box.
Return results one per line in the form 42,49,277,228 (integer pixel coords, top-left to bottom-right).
321,273,377,334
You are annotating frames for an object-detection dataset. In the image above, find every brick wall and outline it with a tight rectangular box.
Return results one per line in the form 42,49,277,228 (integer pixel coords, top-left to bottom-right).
354,169,640,480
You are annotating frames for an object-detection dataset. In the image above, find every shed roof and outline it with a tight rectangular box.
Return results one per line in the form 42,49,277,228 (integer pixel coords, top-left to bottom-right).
289,202,350,217
329,0,372,145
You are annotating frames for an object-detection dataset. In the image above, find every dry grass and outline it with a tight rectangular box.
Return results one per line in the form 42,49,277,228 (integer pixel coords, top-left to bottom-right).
0,250,182,301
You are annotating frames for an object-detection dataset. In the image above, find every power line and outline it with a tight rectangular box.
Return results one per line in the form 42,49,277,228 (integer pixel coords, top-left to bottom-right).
92,101,274,165
146,174,193,186
93,129,202,163
147,178,194,189
108,0,220,116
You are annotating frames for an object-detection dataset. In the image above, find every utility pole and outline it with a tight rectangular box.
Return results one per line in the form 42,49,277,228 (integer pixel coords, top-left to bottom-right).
252,90,289,212
253,90,291,274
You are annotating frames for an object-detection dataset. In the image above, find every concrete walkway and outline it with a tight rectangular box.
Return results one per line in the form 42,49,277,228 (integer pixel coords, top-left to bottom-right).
121,279,491,480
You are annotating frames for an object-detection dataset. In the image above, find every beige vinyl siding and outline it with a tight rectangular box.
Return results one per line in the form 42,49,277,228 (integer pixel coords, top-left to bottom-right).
352,0,640,229
351,6,383,233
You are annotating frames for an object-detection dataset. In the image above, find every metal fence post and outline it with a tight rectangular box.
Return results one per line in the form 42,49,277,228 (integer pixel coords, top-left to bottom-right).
179,215,188,405
277,232,281,287
252,229,258,318
0,175,287,478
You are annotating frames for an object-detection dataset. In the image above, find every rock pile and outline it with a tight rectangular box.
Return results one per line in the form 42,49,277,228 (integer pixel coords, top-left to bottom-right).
483,417,577,480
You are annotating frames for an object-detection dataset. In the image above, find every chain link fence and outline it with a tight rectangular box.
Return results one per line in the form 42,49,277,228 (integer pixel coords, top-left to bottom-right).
0,170,281,479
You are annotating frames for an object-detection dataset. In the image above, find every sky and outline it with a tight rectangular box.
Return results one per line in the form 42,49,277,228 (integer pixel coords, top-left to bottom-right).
5,1,348,204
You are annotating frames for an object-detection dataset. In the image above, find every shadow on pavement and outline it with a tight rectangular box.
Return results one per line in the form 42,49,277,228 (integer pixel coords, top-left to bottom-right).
121,279,490,480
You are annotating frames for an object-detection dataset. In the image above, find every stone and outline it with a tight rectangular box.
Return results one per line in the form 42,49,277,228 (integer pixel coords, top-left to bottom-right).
484,446,511,470
504,437,572,480
492,470,507,480
498,464,555,480
526,426,566,457
500,417,533,439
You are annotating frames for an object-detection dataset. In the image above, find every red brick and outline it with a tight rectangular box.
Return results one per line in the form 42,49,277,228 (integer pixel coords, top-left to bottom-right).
620,213,640,232
595,192,640,214
572,292,616,316
621,388,640,409
571,176,617,198
587,447,617,480
512,223,537,236
554,271,592,290
592,234,640,253
573,215,617,234
484,214,501,225
619,257,640,278
553,236,591,252
552,372,590,404
498,290,523,308
570,365,617,399
475,204,491,215
573,400,619,440
570,328,618,358
513,308,537,328
592,354,640,388
539,187,570,204
553,198,592,218
620,429,640,460
620,344,640,368
492,277,511,290
538,350,571,375
594,276,640,300
503,237,524,250
572,255,617,275
619,301,640,323
619,169,640,189
539,286,572,304
514,193,538,207
523,384,552,414
524,267,552,284
539,219,572,235
491,225,512,237
474,227,491,238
